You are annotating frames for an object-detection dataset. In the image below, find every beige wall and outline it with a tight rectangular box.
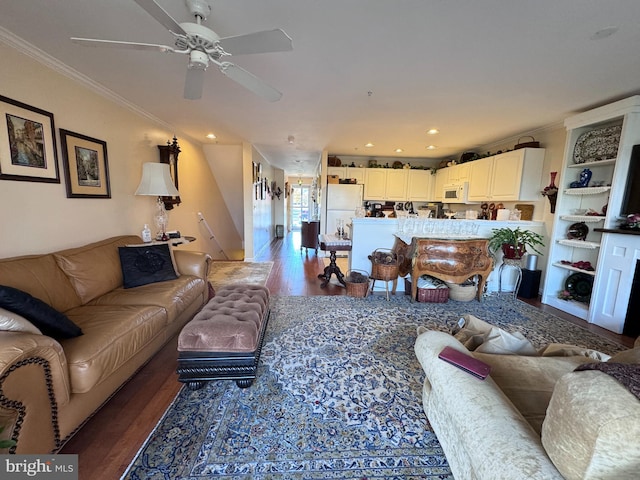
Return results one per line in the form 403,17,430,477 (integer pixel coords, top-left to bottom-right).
0,43,240,259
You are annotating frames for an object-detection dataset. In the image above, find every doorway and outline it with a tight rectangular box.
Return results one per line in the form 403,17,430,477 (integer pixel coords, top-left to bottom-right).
290,185,311,230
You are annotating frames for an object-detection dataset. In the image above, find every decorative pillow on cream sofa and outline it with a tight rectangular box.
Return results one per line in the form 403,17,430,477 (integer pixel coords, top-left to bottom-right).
0,307,42,334
454,314,538,355
542,370,640,480
607,346,640,364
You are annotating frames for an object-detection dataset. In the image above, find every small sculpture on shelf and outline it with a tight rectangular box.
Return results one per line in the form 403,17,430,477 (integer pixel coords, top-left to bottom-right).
570,168,592,188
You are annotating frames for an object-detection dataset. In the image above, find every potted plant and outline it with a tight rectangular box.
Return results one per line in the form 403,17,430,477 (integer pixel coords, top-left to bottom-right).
488,227,545,259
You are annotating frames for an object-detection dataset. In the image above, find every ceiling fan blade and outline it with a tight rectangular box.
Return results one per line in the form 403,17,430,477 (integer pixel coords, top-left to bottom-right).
218,29,293,55
134,0,187,35
71,37,176,53
184,67,205,100
219,62,282,102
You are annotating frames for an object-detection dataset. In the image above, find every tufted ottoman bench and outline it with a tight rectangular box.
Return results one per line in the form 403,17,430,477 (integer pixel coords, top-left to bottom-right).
176,284,270,389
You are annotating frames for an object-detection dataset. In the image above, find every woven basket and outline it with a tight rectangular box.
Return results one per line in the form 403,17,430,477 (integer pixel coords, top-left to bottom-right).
447,282,477,302
345,270,370,298
369,249,400,281
417,287,449,303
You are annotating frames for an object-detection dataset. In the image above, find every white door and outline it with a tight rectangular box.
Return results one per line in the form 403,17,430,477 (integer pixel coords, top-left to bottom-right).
290,185,311,230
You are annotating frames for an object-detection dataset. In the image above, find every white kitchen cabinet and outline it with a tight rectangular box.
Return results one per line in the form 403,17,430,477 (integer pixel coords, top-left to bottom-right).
328,166,365,184
385,169,409,200
490,149,545,201
346,167,365,184
433,168,449,201
327,166,346,178
448,163,470,182
407,169,435,201
542,96,640,331
466,148,544,202
363,168,408,200
364,168,387,199
467,156,493,201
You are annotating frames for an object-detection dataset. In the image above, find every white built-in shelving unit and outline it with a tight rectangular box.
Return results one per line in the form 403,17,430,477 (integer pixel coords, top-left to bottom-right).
542,96,640,331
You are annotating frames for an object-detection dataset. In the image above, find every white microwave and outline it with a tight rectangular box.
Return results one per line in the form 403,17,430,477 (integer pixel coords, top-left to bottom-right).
443,182,469,203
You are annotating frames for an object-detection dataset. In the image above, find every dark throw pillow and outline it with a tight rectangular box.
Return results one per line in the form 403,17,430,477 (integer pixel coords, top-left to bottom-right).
119,244,178,289
0,285,83,339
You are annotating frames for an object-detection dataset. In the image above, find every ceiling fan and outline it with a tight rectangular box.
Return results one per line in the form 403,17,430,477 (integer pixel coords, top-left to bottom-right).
71,0,292,101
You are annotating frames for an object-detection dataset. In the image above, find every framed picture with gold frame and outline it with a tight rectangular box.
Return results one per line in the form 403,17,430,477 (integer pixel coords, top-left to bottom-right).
0,95,60,183
60,129,111,198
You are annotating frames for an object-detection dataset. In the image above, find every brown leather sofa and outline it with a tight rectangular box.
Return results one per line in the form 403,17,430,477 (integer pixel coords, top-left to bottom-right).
0,236,211,453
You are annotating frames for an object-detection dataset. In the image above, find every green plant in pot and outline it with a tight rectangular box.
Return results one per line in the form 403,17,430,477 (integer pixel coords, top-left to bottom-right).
488,227,544,259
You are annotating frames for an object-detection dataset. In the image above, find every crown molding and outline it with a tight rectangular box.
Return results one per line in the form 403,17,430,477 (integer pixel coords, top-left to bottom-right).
0,27,174,132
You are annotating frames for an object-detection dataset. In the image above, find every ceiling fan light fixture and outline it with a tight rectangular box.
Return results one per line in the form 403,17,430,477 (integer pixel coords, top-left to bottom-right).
189,50,209,69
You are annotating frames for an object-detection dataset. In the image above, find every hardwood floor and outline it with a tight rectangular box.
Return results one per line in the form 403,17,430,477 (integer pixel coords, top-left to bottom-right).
60,230,635,479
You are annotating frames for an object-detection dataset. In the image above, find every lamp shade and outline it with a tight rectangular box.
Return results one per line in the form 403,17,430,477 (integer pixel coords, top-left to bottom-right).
135,163,179,196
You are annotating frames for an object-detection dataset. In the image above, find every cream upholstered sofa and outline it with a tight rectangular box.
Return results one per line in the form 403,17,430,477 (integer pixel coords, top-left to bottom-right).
414,326,640,480
0,235,211,453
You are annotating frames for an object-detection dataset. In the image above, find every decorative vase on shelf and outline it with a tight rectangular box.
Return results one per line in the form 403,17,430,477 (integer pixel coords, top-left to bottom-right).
541,171,559,214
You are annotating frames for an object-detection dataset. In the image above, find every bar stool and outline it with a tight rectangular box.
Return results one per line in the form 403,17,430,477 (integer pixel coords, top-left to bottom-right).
498,258,523,299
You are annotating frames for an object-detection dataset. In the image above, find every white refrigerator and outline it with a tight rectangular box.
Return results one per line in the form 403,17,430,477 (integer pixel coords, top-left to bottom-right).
325,184,364,236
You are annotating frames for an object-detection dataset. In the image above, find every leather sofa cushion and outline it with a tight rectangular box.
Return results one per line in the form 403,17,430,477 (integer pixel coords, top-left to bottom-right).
88,275,205,324
0,254,81,313
54,236,142,304
473,352,593,434
542,370,640,480
61,304,166,393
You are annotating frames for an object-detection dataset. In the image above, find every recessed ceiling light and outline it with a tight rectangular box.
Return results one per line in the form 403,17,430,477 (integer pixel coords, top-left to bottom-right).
395,148,403,153
426,128,439,135
365,143,375,148
206,133,216,139
426,145,437,150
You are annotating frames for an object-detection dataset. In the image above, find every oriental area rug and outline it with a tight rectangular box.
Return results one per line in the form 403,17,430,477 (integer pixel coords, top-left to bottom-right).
208,261,273,289
123,295,624,480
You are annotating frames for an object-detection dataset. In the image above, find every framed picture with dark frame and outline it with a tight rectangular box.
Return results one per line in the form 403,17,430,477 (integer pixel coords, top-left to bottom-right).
0,95,60,183
60,129,111,198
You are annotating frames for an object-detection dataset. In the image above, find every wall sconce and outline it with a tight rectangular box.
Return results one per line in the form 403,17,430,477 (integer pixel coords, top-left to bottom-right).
135,163,180,240
157,136,181,210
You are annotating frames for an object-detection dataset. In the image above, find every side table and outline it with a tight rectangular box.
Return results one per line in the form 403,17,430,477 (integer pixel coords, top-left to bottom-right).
318,234,352,288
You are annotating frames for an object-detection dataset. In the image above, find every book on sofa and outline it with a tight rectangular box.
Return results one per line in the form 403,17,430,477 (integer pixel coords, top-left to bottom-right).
438,346,491,379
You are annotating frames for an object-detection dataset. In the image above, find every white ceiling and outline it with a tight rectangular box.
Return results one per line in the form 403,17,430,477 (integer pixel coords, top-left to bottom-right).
2,0,640,176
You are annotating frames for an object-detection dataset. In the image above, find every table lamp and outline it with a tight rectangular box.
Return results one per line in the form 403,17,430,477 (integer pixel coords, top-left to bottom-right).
135,163,180,241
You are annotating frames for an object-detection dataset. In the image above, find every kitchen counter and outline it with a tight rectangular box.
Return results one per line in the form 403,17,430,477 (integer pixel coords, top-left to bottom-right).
348,217,544,294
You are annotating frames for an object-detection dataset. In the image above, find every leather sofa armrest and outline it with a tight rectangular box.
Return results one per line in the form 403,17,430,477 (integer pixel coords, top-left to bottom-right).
173,250,212,281
0,332,70,453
